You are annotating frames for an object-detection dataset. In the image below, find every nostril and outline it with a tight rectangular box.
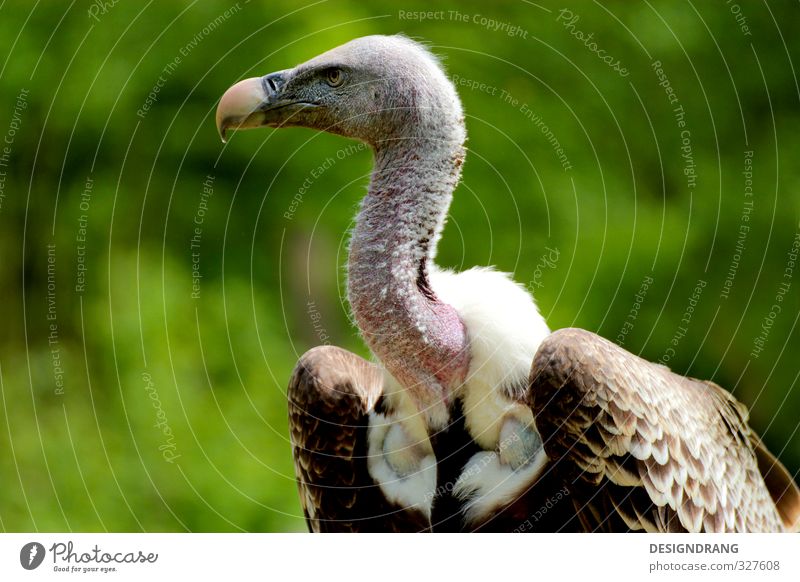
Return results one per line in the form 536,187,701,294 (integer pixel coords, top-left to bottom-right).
263,72,285,95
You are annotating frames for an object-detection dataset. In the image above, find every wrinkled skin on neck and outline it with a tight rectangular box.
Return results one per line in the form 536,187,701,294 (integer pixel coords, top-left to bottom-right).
348,135,470,418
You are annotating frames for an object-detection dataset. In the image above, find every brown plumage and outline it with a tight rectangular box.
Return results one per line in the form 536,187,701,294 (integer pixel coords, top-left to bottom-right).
289,330,800,532
289,346,428,532
529,328,800,533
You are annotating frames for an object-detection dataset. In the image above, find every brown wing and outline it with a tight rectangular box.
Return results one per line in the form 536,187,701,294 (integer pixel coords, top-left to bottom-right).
288,345,429,532
750,432,800,531
528,328,799,532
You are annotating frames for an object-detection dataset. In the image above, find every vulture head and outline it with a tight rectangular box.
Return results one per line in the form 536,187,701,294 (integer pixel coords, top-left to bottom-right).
216,35,464,147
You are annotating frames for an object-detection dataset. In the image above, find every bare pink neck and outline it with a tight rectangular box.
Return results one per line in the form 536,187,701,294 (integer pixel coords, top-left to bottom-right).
348,137,470,415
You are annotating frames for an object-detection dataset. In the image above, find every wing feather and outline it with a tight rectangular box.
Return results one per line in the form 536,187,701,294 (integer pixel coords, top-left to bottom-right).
529,328,796,532
288,345,429,532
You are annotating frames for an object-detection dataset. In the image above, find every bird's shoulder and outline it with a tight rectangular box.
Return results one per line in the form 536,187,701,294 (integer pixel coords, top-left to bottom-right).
529,328,789,532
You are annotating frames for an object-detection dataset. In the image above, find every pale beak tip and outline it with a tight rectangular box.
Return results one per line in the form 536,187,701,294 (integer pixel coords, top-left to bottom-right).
215,77,267,144
218,124,229,143
215,109,228,143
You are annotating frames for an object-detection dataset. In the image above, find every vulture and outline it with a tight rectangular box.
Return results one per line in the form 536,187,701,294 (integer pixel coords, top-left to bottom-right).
216,35,800,532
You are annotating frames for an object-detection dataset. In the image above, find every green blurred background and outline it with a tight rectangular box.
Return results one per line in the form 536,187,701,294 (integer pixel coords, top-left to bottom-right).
1,1,798,532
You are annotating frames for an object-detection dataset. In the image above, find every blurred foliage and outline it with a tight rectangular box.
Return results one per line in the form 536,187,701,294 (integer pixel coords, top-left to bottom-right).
0,0,798,532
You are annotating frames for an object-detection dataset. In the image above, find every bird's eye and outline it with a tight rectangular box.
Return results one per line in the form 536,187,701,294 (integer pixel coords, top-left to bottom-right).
325,68,344,87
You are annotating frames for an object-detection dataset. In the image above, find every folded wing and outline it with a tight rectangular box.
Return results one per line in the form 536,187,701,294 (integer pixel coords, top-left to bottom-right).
288,345,430,532
529,328,800,532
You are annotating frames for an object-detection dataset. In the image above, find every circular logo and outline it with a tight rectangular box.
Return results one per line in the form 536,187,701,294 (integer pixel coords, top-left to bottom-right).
20,542,46,570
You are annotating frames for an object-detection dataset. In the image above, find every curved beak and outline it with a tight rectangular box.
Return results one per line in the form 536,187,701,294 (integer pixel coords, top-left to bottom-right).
216,70,300,142
216,77,268,143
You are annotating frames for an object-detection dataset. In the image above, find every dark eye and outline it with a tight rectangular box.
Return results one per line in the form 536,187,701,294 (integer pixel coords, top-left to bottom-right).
325,68,344,87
